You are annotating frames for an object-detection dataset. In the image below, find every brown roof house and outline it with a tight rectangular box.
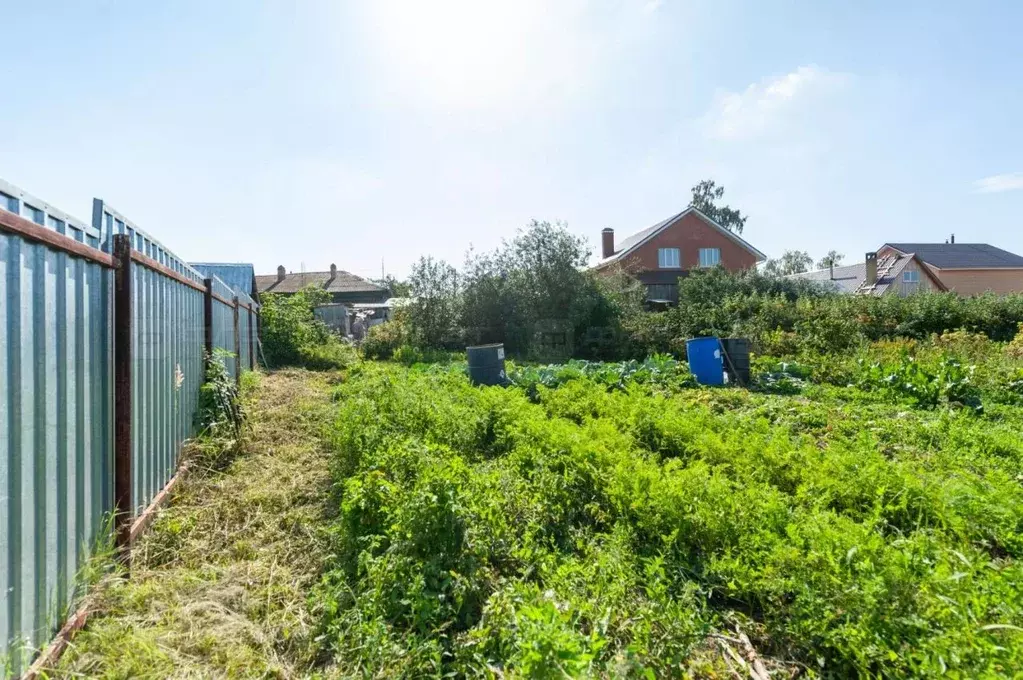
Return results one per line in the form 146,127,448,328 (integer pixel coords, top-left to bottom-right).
793,238,1023,296
594,207,767,302
881,241,1023,295
793,251,946,296
256,264,388,304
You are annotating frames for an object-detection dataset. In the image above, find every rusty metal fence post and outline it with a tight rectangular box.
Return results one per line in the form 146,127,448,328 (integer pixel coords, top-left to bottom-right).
112,234,133,559
248,306,255,370
232,296,241,386
203,278,214,369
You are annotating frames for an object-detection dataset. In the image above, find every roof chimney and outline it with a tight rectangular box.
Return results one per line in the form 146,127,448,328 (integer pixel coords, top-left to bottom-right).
950,233,955,244
601,228,615,259
330,263,337,278
829,258,835,280
865,252,878,287
276,265,286,282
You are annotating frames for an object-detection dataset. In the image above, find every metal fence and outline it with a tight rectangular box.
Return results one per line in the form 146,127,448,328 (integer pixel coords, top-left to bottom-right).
1,180,258,677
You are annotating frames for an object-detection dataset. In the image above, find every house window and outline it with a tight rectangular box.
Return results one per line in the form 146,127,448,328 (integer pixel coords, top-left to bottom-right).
646,284,678,303
902,269,920,294
698,248,721,267
657,247,680,268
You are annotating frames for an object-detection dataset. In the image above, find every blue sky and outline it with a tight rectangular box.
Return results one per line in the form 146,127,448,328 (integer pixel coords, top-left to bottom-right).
2,1,1021,279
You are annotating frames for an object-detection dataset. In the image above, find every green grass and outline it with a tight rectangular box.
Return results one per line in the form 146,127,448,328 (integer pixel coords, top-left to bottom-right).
316,348,1023,678
50,370,341,679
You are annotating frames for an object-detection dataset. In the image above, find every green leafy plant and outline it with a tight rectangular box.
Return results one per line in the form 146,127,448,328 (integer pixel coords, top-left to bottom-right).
507,354,695,398
857,354,983,412
260,286,357,370
361,308,411,359
196,349,243,439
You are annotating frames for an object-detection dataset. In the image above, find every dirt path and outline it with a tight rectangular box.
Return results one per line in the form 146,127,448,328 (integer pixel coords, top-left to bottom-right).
53,370,338,679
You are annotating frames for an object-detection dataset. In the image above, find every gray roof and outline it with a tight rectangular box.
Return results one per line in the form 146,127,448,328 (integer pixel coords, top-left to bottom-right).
189,263,256,298
598,207,766,266
791,253,931,296
256,269,386,295
886,243,1023,269
794,262,869,294
613,212,683,258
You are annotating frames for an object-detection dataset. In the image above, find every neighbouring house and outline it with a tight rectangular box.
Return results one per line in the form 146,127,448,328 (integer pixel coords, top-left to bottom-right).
593,207,767,303
793,251,946,296
256,264,389,304
792,239,1023,296
880,241,1023,295
189,262,258,300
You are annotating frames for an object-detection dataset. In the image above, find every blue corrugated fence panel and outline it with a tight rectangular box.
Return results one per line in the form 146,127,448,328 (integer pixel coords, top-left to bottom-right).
1,182,112,677
209,275,238,378
1,186,254,674
93,199,207,514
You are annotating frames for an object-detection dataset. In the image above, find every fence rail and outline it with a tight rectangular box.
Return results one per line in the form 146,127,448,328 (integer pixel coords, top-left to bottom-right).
1,180,258,677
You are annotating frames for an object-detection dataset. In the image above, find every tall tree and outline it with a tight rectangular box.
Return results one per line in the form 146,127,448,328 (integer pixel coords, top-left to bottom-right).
764,250,813,276
690,179,748,234
815,250,844,270
406,256,461,348
372,275,411,298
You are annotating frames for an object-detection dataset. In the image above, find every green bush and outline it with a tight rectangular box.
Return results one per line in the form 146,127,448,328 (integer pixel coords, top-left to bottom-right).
361,309,411,360
676,266,832,304
259,286,357,370
664,276,1023,356
395,249,1023,360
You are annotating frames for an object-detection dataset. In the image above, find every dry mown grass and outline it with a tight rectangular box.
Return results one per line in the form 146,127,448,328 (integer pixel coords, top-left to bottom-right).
51,370,340,679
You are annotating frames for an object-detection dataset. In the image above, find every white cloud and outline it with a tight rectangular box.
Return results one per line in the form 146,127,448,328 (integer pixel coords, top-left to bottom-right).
972,173,1023,194
701,65,849,141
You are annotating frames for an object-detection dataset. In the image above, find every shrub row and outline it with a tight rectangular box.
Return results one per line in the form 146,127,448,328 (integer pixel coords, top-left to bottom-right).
388,263,1023,360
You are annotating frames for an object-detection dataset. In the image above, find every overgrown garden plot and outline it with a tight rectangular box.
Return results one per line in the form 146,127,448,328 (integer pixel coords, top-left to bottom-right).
317,350,1023,677
49,332,1023,678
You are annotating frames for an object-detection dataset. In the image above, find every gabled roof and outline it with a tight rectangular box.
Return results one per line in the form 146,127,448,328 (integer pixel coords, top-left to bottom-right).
885,243,1023,269
256,269,386,295
791,252,946,295
189,263,256,297
598,207,766,267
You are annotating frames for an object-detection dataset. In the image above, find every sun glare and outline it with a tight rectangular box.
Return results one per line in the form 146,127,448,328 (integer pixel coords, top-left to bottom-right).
364,0,590,112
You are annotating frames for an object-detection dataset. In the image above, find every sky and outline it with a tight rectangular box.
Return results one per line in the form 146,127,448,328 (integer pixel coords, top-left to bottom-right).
1,0,1022,279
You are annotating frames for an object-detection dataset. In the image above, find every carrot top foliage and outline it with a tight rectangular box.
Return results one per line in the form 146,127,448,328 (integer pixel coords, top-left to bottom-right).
317,342,1023,678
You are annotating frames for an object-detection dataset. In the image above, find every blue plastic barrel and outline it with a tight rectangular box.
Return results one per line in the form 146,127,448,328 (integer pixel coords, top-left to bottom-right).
686,337,724,385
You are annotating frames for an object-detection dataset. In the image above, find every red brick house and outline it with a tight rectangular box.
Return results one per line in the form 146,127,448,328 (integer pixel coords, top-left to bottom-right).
594,207,766,302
